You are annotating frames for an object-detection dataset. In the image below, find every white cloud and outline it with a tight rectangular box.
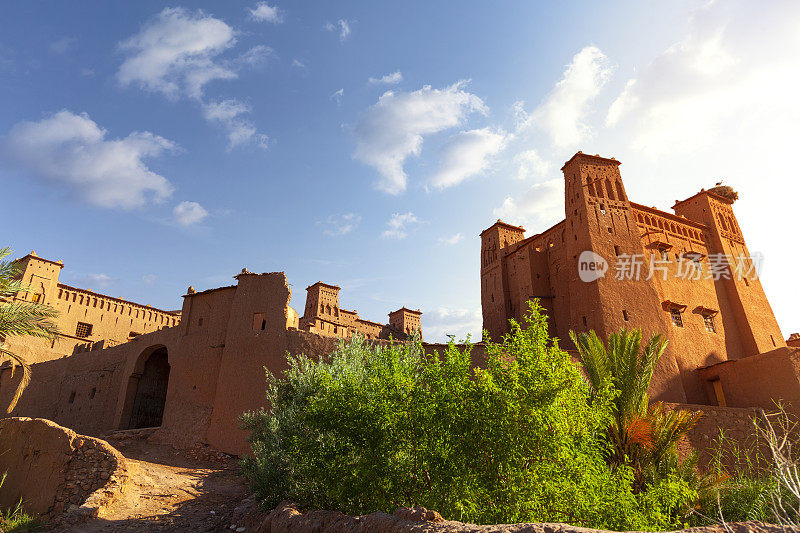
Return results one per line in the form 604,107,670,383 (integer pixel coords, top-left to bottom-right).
430,127,509,190
291,59,306,69
248,3,284,24
382,212,419,239
514,149,552,181
604,1,800,157
439,233,463,245
322,213,361,236
50,37,77,54
238,44,276,67
173,201,208,226
202,99,268,149
117,8,270,148
3,110,175,209
117,8,237,100
142,274,158,286
330,88,344,105
353,81,488,194
519,46,613,147
324,19,351,41
70,273,119,290
494,178,563,228
368,71,403,85
424,307,482,343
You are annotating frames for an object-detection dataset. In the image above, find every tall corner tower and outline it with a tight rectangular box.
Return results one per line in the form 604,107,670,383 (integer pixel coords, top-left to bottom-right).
673,188,785,355
480,219,526,341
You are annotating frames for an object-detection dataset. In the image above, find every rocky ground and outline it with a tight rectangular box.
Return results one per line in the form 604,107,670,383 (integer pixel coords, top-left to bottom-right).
52,434,250,532
44,434,791,533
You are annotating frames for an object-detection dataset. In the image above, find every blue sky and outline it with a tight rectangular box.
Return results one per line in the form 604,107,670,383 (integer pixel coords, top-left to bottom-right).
2,1,798,341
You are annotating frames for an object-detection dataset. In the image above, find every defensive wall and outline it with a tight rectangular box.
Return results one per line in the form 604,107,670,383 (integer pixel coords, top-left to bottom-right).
0,271,483,456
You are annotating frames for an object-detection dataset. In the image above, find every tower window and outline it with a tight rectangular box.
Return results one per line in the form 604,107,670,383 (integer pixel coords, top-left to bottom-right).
75,322,93,338
703,314,716,333
669,309,683,328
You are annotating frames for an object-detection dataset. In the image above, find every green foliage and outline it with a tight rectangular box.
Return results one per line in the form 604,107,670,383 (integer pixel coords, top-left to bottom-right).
570,328,703,502
242,302,696,530
0,247,60,412
0,473,40,532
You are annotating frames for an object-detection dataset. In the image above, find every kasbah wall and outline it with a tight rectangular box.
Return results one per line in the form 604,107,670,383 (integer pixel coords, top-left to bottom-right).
2,150,799,460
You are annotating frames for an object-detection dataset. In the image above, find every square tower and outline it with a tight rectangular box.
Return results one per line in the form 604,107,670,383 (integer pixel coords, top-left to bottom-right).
480,220,526,340
13,251,63,306
302,282,341,320
389,307,422,340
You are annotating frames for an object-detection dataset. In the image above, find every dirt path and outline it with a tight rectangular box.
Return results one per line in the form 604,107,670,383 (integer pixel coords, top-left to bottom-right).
60,436,251,532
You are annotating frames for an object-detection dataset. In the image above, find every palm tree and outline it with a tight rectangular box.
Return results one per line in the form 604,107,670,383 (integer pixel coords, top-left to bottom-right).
569,328,700,491
0,247,59,412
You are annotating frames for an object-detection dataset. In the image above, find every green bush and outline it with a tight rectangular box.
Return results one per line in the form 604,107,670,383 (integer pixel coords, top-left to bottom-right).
241,302,695,530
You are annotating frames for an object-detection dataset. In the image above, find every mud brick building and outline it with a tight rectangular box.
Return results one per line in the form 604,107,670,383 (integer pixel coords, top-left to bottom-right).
481,151,794,406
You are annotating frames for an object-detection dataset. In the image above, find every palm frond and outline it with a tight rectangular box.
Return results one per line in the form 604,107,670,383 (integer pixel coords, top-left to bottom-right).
0,348,31,412
0,246,61,412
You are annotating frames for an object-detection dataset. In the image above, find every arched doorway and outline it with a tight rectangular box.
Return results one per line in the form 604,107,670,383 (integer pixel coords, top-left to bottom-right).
127,346,170,429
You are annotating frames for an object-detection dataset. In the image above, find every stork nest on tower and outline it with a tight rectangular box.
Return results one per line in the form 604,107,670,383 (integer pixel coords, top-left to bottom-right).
708,184,739,202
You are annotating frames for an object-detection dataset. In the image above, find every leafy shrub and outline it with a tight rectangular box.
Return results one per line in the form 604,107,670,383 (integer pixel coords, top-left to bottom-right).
241,302,695,530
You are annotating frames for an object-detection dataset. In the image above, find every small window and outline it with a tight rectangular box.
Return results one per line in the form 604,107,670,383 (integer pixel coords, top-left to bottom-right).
607,227,613,233
614,245,620,256
669,309,683,327
744,278,750,287
582,316,587,328
703,314,716,333
198,317,204,327
771,335,776,347
253,313,267,331
68,391,76,404
89,387,96,399
31,293,42,303
622,310,629,322
75,322,93,338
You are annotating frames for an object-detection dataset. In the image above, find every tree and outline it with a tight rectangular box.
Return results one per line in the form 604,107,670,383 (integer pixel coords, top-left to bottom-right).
569,328,700,491
0,248,59,411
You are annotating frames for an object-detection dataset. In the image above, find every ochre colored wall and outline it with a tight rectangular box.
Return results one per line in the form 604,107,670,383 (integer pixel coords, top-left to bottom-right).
7,253,180,365
2,272,440,456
